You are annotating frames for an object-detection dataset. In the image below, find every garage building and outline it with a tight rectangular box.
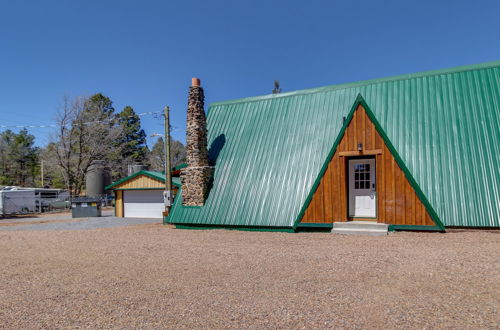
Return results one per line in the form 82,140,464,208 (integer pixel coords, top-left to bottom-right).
106,170,180,218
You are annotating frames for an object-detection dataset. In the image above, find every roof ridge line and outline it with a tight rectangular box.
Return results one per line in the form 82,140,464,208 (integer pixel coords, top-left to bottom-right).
209,60,500,107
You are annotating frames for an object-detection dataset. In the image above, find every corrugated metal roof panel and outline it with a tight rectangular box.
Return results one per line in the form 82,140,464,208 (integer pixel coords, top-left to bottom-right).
168,61,500,227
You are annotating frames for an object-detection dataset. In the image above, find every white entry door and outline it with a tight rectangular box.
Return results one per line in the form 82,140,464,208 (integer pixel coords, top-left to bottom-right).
348,159,376,218
123,190,165,218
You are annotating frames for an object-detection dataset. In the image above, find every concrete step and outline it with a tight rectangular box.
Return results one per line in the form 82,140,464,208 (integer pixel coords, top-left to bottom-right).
332,221,388,236
333,221,388,230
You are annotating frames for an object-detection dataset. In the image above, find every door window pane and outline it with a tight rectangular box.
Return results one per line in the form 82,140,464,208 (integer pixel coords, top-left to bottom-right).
353,162,373,190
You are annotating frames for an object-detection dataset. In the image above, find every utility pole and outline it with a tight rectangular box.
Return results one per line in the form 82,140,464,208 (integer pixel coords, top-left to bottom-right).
41,160,44,187
164,106,172,213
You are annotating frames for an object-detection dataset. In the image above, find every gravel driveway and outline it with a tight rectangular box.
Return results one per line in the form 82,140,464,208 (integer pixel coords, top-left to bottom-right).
0,210,161,231
0,226,498,328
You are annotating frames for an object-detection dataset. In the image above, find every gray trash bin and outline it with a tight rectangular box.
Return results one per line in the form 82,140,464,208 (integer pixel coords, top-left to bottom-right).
71,197,102,218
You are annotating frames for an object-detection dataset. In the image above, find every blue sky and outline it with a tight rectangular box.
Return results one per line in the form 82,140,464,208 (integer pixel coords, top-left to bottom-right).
1,0,499,147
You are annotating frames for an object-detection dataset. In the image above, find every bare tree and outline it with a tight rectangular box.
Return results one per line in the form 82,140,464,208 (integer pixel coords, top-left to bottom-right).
39,143,65,188
52,95,123,196
149,137,186,171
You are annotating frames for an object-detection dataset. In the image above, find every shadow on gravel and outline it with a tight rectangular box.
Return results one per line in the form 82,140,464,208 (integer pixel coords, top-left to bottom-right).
0,218,88,227
1,214,43,220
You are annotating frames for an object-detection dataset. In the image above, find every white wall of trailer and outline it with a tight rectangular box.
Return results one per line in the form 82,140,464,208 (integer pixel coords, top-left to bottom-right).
0,190,37,215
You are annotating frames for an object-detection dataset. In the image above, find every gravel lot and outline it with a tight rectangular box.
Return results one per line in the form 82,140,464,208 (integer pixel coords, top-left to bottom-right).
0,226,498,329
0,210,160,231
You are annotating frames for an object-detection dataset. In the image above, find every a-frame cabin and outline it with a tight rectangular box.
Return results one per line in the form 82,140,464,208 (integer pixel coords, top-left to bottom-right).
167,61,500,232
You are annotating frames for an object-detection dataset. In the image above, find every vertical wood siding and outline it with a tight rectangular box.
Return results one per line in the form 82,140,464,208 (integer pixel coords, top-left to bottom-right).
114,175,164,189
300,105,435,226
115,190,124,217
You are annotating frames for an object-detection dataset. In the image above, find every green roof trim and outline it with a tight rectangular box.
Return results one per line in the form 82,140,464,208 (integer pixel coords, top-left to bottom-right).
171,177,181,187
388,225,443,232
292,96,361,229
172,224,296,233
296,222,334,228
359,96,446,231
106,170,181,190
168,61,500,228
172,163,187,171
114,188,165,191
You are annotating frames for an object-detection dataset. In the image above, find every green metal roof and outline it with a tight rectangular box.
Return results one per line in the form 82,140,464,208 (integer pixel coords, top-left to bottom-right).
106,170,181,190
172,163,187,171
168,61,500,228
171,177,181,187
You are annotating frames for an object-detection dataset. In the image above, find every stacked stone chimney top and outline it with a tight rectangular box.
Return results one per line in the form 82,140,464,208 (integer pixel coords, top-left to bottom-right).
191,77,200,87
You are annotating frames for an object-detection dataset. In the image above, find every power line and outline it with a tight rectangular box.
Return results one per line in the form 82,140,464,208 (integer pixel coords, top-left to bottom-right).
0,111,163,129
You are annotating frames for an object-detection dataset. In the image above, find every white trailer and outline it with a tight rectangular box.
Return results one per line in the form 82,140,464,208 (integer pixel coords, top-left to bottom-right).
0,190,37,215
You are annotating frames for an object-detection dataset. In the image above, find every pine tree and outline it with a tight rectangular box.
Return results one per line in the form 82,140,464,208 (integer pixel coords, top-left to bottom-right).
0,129,39,186
116,106,148,175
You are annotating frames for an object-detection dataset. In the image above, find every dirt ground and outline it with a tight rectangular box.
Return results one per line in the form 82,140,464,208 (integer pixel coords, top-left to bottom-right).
0,225,498,329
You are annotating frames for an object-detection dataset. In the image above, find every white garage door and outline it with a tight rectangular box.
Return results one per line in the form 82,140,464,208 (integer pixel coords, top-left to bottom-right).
123,190,164,218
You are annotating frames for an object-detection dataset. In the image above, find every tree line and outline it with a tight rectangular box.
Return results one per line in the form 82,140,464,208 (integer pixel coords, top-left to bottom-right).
0,93,186,195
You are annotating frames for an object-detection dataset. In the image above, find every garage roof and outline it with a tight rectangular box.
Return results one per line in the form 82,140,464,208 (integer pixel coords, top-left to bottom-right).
106,170,181,190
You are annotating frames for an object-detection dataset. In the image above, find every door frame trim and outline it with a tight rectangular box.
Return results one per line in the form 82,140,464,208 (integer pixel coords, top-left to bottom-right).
346,156,377,220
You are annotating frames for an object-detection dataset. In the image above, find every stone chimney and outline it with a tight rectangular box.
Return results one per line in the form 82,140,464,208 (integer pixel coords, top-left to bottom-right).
181,78,212,206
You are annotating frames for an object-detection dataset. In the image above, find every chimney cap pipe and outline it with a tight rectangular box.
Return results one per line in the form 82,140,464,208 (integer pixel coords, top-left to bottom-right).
191,77,201,87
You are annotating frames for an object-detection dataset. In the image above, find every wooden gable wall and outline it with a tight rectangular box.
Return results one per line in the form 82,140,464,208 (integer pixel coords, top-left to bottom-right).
114,174,164,190
300,105,435,226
